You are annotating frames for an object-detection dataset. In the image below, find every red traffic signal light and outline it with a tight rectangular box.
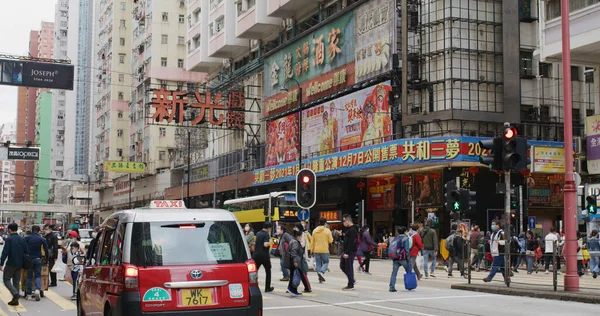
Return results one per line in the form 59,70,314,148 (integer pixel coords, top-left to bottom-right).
302,175,310,184
503,127,517,139
296,169,317,209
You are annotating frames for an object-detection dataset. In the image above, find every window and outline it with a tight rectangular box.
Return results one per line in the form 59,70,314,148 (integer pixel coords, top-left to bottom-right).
159,127,166,137
193,35,200,48
177,59,184,68
519,0,532,21
98,227,116,265
118,74,124,82
159,151,166,161
519,51,533,78
119,54,126,64
161,34,168,44
118,91,124,100
117,148,123,157
178,36,185,45
161,58,167,67
162,12,168,22
118,111,124,118
188,15,192,27
539,62,551,77
117,129,123,137
209,23,214,36
120,37,125,46
120,1,126,10
179,14,185,23
120,19,126,27
56,161,63,167
161,80,167,89
585,67,594,83
111,223,126,266
571,66,580,81
129,221,247,266
215,16,224,33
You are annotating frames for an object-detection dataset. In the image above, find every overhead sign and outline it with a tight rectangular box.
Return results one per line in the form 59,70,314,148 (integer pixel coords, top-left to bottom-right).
103,160,146,173
531,146,565,173
150,200,186,209
0,59,74,90
252,136,564,186
586,115,600,175
6,146,40,161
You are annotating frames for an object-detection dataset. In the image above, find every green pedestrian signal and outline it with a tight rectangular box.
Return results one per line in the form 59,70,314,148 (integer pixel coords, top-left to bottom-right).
453,201,460,210
586,195,597,215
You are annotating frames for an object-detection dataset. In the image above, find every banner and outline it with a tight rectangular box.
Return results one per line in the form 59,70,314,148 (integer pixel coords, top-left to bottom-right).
531,146,565,173
104,160,146,173
6,147,40,161
367,176,396,211
586,115,600,175
0,59,74,90
301,81,392,157
252,136,564,186
266,113,299,167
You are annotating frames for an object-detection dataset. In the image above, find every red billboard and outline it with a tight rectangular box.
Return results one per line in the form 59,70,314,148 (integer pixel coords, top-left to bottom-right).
367,176,396,211
266,113,299,167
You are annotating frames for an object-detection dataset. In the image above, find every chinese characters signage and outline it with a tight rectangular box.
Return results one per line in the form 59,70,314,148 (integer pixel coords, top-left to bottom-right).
113,176,134,197
302,82,392,157
104,160,146,174
354,0,394,83
150,88,245,129
266,113,299,167
367,176,396,211
319,211,340,221
586,115,600,175
531,146,565,173
527,173,564,208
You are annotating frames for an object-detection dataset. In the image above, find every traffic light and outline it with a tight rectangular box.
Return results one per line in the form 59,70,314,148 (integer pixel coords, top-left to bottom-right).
510,191,519,210
513,137,531,173
586,195,597,215
355,200,364,218
459,189,477,212
444,180,461,212
296,169,317,209
502,126,520,171
479,137,503,171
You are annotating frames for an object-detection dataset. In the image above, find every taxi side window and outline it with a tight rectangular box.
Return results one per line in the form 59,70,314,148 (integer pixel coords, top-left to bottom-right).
98,229,116,266
86,237,99,266
111,222,126,266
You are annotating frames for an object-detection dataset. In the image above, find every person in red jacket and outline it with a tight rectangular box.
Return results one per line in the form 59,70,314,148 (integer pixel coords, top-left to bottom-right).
409,224,424,280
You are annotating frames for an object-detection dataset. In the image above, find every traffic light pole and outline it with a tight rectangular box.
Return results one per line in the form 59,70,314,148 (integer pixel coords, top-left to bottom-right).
504,172,511,287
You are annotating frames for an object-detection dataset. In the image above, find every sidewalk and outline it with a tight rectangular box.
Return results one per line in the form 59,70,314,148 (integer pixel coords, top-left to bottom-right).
451,283,600,305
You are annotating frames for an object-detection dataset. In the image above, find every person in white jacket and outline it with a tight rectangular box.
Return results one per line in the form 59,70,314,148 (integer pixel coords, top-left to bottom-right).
483,220,506,282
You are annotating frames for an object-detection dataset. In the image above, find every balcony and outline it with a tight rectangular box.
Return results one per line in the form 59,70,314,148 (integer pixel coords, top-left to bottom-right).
267,0,320,18
208,30,248,58
187,45,222,72
541,0,600,64
236,1,281,39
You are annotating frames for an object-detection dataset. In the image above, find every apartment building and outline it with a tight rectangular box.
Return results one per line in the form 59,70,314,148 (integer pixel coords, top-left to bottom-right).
33,92,53,204
0,121,17,203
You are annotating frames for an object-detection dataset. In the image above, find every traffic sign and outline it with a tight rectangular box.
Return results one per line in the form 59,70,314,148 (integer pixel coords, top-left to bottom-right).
297,209,310,221
528,216,536,229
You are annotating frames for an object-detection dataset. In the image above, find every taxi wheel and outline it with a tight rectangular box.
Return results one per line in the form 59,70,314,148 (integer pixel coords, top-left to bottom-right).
77,295,85,316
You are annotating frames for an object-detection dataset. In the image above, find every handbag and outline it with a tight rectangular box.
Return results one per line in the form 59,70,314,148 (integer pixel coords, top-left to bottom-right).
301,257,309,274
292,269,302,288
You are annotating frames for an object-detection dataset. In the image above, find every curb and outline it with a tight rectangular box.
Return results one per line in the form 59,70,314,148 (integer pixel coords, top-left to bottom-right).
451,284,600,305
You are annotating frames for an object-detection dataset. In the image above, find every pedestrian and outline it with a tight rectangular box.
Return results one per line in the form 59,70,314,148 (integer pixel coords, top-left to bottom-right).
544,227,560,274
69,242,83,300
469,226,482,270
243,223,255,255
299,222,312,260
420,219,438,278
24,225,49,301
444,224,458,274
286,229,305,296
409,224,424,280
388,226,412,292
525,230,538,274
576,231,585,277
43,224,58,287
512,232,525,273
311,217,333,283
277,225,293,282
587,230,600,279
483,220,506,282
358,225,378,275
293,224,312,293
253,222,274,292
0,223,28,306
355,233,364,273
340,214,358,291
448,229,466,278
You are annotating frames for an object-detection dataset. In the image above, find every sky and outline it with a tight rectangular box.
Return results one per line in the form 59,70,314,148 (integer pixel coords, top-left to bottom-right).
0,1,57,127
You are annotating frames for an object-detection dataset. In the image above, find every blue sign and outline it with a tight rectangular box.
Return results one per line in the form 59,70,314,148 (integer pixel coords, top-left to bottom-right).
528,216,536,229
297,209,310,221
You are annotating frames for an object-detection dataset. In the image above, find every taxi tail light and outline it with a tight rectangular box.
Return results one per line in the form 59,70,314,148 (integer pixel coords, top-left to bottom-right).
246,260,258,285
123,264,139,291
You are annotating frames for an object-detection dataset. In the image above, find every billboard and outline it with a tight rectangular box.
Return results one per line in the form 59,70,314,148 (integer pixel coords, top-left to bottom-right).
0,59,74,90
266,113,299,167
104,160,146,173
531,146,565,173
6,147,40,161
586,115,600,175
301,81,392,157
367,176,396,211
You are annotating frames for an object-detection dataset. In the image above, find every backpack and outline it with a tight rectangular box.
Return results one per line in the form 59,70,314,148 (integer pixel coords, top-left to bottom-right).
388,236,408,260
445,234,456,251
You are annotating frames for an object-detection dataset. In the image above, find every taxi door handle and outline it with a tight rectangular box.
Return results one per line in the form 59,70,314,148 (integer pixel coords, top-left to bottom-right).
88,276,97,280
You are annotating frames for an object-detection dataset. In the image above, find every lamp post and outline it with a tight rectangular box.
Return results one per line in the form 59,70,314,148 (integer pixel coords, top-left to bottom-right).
282,78,303,169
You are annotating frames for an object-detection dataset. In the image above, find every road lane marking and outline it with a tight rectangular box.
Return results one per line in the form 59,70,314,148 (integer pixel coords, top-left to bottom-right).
0,284,25,312
359,302,437,316
264,294,493,310
44,289,77,310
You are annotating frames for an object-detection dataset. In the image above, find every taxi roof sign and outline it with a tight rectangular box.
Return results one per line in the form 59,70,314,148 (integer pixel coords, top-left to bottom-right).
150,200,186,209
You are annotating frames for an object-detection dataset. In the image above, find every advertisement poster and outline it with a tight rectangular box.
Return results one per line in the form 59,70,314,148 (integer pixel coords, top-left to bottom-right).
531,146,565,173
586,115,600,175
367,176,396,211
266,113,299,167
401,172,442,208
0,59,74,90
527,173,564,208
301,81,392,157
354,0,394,83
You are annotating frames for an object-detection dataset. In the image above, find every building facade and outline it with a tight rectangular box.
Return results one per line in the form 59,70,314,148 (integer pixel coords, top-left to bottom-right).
34,92,53,204
0,121,17,203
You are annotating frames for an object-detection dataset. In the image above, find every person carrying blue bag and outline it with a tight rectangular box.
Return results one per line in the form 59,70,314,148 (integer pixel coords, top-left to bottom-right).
388,226,416,292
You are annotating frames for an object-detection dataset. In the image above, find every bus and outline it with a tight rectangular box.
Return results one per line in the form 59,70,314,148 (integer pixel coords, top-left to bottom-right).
223,191,301,230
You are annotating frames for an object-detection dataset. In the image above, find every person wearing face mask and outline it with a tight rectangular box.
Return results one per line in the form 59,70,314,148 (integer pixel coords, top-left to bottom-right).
43,224,58,287
243,224,255,254
483,220,506,282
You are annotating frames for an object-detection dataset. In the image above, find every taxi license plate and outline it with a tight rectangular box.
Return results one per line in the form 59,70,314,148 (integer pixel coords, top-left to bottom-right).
181,288,213,306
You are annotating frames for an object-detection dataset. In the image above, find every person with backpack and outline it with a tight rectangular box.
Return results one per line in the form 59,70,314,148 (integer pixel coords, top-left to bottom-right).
483,220,506,282
420,220,438,278
24,225,49,301
388,226,412,292
447,229,466,278
444,224,458,274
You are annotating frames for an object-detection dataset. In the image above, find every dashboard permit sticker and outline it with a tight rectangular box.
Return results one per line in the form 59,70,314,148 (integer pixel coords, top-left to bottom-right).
208,243,233,261
143,287,172,302
229,283,243,299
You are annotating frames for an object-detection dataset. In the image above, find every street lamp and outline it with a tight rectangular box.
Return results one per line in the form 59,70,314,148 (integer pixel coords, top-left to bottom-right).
281,78,303,168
